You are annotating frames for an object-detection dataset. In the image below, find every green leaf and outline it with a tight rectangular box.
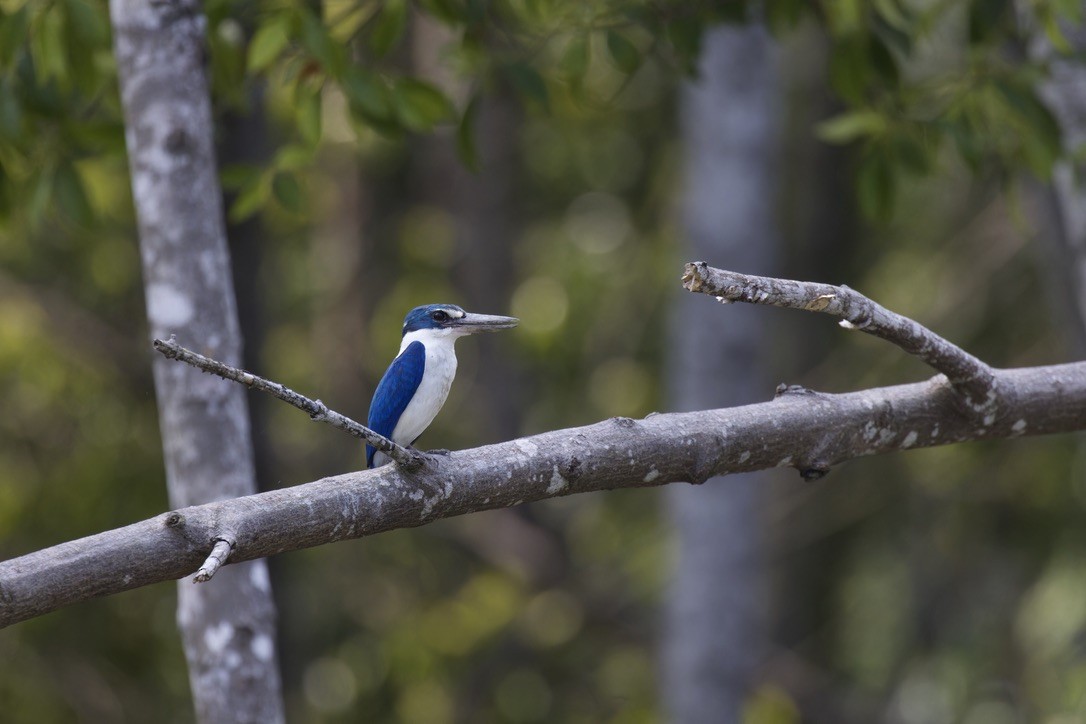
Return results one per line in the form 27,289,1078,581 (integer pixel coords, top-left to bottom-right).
274,144,316,171
32,8,68,83
391,78,455,132
997,80,1062,164
816,110,887,144
891,133,934,175
505,62,549,111
0,7,30,70
0,78,22,140
63,0,108,48
996,80,1063,176
872,11,912,57
872,0,913,31
28,167,54,227
996,81,1061,149
229,175,270,222
53,163,92,225
296,87,322,146
666,18,701,72
248,16,291,73
606,30,640,74
829,35,868,104
370,0,408,58
1042,11,1072,53
456,94,480,171
968,0,1010,44
765,0,807,33
713,1,748,24
560,35,589,81
868,33,899,86
300,10,344,76
0,161,11,218
416,0,466,24
942,112,984,172
857,152,896,221
343,69,392,123
219,163,260,191
272,171,302,213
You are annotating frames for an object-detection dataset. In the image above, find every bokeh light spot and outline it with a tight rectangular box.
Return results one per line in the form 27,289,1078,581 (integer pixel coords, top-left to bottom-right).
395,680,454,724
517,589,584,648
511,277,568,335
564,192,632,255
303,657,357,714
400,206,456,267
589,357,650,417
495,668,552,722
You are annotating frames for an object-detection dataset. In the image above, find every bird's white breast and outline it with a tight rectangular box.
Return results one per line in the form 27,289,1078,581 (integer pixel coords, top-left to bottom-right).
390,330,459,447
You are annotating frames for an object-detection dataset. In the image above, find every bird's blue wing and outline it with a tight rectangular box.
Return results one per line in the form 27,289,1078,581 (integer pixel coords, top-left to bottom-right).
367,341,425,467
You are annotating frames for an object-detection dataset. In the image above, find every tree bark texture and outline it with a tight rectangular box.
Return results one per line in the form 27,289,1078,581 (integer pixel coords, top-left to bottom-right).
109,1,284,721
665,23,781,723
3,358,1084,629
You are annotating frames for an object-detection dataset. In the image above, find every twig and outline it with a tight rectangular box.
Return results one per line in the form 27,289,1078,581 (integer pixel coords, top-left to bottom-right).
682,262,1000,420
193,538,233,583
152,337,425,469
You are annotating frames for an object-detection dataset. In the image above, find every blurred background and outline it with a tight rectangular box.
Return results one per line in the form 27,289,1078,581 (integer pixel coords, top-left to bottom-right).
2,0,1086,722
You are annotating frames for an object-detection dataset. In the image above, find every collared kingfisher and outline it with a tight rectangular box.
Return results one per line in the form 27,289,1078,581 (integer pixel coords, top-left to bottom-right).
367,303,519,467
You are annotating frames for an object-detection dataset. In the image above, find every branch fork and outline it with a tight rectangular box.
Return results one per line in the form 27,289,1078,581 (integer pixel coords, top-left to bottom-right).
193,538,234,583
682,262,1002,420
153,336,424,469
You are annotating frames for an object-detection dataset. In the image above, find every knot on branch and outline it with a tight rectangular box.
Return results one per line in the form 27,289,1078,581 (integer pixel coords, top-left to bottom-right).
799,464,831,481
775,383,816,398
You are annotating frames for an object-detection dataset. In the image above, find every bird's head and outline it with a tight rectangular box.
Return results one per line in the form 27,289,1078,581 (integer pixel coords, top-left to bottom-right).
402,304,519,339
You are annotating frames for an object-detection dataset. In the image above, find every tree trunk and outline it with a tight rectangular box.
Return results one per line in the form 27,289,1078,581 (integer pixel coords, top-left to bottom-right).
1031,13,1086,352
110,2,284,722
664,23,781,723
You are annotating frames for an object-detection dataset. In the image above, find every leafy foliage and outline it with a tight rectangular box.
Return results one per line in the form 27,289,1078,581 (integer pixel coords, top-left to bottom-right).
3,0,1086,722
812,0,1072,220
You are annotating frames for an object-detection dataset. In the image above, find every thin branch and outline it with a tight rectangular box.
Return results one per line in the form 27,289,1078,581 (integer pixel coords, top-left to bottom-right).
2,360,1085,628
192,538,233,583
682,262,1000,417
152,336,424,470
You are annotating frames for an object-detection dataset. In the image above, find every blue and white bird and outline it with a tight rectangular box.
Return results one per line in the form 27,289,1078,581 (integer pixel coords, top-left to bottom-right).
367,303,519,467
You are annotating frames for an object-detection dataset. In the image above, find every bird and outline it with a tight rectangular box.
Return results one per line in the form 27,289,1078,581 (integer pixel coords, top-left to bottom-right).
367,303,518,468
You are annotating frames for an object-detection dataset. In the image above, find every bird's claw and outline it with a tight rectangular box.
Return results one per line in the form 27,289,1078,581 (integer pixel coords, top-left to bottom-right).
426,448,451,457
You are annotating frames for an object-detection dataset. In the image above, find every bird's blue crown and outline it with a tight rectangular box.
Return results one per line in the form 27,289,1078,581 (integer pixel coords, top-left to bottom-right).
402,304,466,335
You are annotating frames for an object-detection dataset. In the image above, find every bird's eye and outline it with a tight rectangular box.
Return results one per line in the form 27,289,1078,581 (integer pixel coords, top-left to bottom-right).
431,310,449,323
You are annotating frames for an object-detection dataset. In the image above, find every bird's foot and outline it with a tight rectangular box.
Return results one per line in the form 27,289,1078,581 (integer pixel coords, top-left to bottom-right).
425,448,451,457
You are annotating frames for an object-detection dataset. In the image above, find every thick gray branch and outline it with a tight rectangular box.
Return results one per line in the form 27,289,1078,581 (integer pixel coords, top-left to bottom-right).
2,361,1085,628
153,337,423,469
682,262,999,416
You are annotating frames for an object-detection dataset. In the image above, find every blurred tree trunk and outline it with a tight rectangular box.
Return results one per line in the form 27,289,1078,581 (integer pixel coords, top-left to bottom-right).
110,2,284,722
664,23,781,723
1032,17,1086,352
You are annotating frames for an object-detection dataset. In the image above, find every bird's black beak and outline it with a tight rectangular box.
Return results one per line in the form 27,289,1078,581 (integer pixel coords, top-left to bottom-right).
455,312,519,333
